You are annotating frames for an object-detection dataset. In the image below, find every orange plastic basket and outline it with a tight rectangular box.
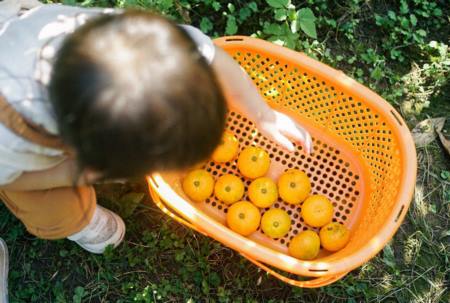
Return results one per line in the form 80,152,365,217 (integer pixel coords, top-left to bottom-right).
147,36,417,288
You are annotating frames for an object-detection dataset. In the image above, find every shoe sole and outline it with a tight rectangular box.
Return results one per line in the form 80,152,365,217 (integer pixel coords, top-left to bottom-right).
0,238,8,303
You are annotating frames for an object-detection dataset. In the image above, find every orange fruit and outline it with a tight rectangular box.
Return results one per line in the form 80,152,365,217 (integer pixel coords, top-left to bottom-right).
237,146,271,179
211,131,239,163
227,201,261,236
319,222,350,252
301,195,334,227
288,230,321,260
248,177,278,208
214,174,245,205
261,208,291,238
182,169,214,202
278,169,311,205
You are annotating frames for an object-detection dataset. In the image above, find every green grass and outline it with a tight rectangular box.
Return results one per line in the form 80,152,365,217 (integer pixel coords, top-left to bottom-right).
1,0,449,302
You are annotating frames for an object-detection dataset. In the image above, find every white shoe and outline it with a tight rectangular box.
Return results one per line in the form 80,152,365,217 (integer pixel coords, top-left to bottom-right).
68,205,125,254
0,238,8,303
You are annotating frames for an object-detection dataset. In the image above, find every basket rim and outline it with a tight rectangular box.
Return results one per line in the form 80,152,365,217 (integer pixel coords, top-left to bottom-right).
148,36,417,277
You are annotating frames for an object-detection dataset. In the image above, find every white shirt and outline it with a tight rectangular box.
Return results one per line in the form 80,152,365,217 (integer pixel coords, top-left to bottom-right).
0,3,215,185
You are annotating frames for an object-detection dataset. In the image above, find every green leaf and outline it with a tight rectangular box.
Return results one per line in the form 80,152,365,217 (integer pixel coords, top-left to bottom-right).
269,23,299,49
433,8,442,17
412,33,424,43
370,66,383,81
410,14,417,26
158,0,173,10
374,14,385,26
73,287,85,303
248,2,258,12
175,250,185,262
399,0,409,14
383,244,396,269
284,34,299,49
212,1,221,11
266,0,289,9
239,7,252,21
296,8,317,39
416,29,427,37
387,10,396,20
225,15,238,35
400,17,409,28
325,18,337,28
200,17,213,33
263,22,283,35
274,8,287,21
227,3,235,13
209,272,221,287
440,170,450,180
287,8,297,21
201,279,210,295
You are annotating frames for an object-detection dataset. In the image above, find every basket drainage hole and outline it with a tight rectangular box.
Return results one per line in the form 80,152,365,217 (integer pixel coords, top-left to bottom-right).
395,205,405,222
390,110,404,126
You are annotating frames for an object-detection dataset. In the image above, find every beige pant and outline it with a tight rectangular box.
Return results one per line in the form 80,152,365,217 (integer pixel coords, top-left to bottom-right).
0,186,96,239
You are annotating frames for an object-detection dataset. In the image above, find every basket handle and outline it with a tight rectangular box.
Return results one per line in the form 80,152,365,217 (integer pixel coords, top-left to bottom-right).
149,183,347,288
148,184,208,236
240,253,348,288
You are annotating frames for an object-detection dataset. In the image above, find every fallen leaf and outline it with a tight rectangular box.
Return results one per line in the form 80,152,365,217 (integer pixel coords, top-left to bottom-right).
435,117,450,157
411,117,446,147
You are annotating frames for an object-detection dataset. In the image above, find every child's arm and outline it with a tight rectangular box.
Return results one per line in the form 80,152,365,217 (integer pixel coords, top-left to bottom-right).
211,47,312,153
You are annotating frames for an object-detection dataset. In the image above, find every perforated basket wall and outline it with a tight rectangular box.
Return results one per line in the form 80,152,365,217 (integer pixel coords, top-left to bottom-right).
204,111,362,249
199,48,403,258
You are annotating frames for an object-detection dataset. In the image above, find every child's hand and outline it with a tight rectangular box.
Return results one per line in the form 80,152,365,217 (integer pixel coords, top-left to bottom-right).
212,47,312,153
256,109,312,154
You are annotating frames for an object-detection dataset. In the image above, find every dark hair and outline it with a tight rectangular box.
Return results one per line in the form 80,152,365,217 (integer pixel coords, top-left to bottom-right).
49,11,227,179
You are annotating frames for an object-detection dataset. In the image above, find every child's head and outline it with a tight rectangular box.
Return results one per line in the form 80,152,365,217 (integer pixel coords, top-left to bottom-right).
49,11,227,179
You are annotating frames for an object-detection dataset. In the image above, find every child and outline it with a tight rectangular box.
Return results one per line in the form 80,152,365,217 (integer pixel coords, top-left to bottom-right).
0,1,312,257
